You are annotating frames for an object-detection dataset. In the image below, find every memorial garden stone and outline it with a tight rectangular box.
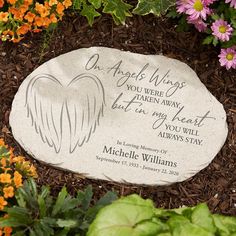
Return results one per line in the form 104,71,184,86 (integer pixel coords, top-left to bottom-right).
10,47,228,185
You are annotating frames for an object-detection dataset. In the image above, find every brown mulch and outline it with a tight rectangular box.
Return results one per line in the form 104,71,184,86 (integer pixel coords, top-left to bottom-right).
0,12,236,215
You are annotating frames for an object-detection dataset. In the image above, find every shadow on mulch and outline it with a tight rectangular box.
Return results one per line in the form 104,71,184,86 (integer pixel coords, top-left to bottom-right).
0,13,235,215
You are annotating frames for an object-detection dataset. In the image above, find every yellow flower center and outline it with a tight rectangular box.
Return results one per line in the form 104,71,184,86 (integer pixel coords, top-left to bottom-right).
193,0,203,11
219,26,227,33
226,53,234,61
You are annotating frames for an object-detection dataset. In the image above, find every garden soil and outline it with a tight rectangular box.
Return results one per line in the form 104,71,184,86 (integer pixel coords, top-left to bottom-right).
0,12,236,215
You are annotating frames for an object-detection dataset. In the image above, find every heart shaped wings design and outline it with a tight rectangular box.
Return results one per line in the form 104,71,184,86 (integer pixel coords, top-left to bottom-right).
25,73,105,153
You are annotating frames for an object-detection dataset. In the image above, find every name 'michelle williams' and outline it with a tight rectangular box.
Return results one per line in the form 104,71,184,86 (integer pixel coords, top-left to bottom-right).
102,145,177,168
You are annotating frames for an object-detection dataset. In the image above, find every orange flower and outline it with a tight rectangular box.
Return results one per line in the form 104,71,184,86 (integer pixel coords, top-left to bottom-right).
2,30,14,37
50,13,57,23
0,158,7,167
3,186,14,198
29,165,37,177
12,156,25,163
0,12,8,22
56,2,65,15
44,1,51,9
0,173,11,183
63,0,72,8
10,8,24,21
0,138,4,146
12,37,23,43
0,0,4,8
17,24,30,35
14,171,22,188
49,0,57,6
19,4,29,14
24,11,35,22
32,28,42,33
35,3,50,17
3,227,12,236
0,197,7,210
34,16,44,27
7,0,16,5
24,0,32,5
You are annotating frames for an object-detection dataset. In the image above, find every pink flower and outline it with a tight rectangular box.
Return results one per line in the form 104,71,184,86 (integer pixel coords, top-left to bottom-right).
185,0,210,20
225,0,236,8
187,16,208,32
211,19,233,41
218,47,236,70
176,0,189,13
203,0,217,5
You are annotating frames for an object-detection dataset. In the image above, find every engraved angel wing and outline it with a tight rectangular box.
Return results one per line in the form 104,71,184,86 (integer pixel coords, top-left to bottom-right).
25,74,64,153
66,73,105,153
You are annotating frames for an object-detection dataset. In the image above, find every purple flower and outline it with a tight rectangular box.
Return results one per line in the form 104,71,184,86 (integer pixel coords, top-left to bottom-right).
187,16,208,32
225,0,236,8
211,19,233,41
185,0,210,20
218,47,236,70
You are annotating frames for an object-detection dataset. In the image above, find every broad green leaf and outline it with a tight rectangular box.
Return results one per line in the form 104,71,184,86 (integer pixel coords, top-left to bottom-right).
133,0,175,16
191,203,216,233
81,4,101,26
56,219,77,228
87,194,156,236
89,0,101,9
103,0,132,25
135,218,169,234
52,186,68,217
172,222,215,236
213,214,236,233
85,191,118,223
167,215,190,230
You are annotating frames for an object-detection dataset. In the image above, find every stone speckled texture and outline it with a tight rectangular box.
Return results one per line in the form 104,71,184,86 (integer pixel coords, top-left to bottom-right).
10,47,228,185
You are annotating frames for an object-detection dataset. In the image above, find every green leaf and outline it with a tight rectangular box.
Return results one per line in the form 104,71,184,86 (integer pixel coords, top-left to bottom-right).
0,146,10,157
87,194,156,236
78,185,93,211
211,14,220,20
38,195,47,218
56,219,77,228
213,214,236,233
103,0,132,25
191,204,216,233
52,186,68,217
54,228,70,236
73,0,83,10
96,191,118,206
88,0,101,9
81,3,101,26
133,0,175,16
203,35,214,45
0,217,27,227
213,37,219,46
172,222,215,236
